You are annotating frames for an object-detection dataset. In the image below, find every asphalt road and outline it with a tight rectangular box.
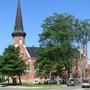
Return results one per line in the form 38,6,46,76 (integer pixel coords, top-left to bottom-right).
0,86,84,90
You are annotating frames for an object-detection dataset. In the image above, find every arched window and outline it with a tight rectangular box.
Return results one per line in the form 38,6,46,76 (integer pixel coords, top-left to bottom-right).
19,38,22,44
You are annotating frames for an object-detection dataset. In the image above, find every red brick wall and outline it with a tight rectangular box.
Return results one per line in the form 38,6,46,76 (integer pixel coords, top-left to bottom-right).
13,36,25,45
13,36,35,81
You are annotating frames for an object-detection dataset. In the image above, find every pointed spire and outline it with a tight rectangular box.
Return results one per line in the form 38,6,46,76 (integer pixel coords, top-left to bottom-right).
15,0,23,32
12,0,26,37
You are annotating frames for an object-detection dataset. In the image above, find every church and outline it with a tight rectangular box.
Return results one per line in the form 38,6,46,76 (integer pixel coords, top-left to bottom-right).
11,0,90,82
12,0,37,81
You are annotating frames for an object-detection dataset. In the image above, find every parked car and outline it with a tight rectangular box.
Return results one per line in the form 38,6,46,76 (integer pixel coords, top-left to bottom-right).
67,79,80,86
47,79,57,84
33,78,40,84
81,79,90,88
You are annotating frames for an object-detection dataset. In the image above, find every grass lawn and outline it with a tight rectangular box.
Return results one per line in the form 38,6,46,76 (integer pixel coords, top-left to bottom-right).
84,88,90,90
18,83,66,88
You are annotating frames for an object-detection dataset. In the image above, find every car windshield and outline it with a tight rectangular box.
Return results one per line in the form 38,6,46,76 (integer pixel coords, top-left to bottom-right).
82,80,89,83
70,79,75,81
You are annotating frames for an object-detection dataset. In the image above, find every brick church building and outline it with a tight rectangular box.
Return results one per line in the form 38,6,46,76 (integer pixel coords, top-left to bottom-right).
11,0,90,82
12,0,37,81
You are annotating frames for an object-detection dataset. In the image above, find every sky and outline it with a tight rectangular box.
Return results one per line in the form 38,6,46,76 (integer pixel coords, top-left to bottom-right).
0,0,90,62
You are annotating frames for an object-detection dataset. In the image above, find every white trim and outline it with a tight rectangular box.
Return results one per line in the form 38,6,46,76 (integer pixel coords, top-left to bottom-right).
15,44,19,47
19,39,22,44
78,48,86,57
23,45,31,59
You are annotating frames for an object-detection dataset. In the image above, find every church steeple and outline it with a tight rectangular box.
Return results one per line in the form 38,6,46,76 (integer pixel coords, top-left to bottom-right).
12,0,26,37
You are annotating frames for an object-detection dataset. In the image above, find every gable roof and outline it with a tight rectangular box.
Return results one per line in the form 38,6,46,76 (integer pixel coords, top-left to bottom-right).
26,47,38,58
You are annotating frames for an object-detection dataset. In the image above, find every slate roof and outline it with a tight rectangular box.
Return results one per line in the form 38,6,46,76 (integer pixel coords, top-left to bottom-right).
26,47,38,58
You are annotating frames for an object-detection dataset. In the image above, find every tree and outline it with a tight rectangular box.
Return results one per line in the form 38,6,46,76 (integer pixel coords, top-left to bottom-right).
74,19,90,79
35,13,78,79
0,45,27,84
35,13,90,80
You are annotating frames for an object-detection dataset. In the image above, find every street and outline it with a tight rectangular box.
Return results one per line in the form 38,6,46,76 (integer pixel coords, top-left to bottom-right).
0,86,84,90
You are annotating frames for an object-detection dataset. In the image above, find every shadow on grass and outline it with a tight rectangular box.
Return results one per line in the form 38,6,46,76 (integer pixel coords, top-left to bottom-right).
0,83,66,88
0,83,21,87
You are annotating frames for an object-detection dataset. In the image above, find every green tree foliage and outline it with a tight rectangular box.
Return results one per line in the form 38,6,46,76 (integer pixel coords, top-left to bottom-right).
75,19,90,44
35,13,90,79
0,45,27,84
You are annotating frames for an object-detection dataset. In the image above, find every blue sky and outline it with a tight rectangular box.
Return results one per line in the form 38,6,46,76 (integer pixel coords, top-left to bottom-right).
0,0,90,61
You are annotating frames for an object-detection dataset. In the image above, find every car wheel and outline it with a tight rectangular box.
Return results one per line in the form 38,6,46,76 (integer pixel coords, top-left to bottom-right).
73,83,76,86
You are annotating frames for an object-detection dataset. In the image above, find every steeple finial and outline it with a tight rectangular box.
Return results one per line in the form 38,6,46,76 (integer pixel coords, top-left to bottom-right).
12,0,26,37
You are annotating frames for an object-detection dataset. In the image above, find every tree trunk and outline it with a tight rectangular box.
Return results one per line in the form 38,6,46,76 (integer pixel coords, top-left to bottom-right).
12,77,16,85
18,75,22,85
7,76,9,84
57,76,60,84
67,69,70,79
